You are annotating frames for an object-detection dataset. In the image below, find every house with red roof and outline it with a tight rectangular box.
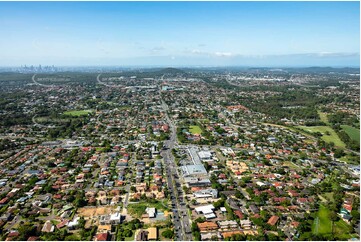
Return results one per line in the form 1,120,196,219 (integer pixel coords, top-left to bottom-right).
267,215,279,226
95,232,109,241
234,210,244,219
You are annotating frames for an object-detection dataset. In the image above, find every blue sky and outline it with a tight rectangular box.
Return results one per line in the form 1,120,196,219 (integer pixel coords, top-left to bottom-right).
0,1,359,67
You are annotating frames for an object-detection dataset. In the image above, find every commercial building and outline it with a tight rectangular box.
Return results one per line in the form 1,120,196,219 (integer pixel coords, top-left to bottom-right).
181,164,207,177
195,204,216,219
193,188,218,199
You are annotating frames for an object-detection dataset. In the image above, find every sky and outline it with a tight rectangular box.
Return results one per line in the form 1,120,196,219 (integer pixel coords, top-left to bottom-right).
0,1,359,67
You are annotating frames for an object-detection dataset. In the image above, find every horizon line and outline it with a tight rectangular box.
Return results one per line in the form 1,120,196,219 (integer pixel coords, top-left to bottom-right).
1,65,360,69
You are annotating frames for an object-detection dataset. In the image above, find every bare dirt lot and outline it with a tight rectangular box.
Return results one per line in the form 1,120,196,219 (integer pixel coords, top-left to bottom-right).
77,206,116,217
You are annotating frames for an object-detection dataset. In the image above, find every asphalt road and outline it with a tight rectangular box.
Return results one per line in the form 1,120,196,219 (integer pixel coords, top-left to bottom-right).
160,93,192,241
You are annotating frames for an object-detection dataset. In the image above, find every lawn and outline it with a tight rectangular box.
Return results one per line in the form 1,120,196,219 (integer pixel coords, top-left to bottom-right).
318,111,330,125
312,205,354,240
189,125,202,135
263,122,315,141
312,205,332,235
95,147,108,152
341,125,360,143
339,154,360,165
63,109,93,117
124,234,135,241
297,126,345,148
334,219,353,240
198,118,210,124
283,161,301,170
322,192,335,203
127,200,168,218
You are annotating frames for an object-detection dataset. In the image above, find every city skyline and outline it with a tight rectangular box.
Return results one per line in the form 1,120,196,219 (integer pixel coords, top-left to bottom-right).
0,1,359,67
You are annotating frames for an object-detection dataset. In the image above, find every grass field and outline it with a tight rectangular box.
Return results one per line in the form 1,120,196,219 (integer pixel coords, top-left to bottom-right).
297,126,345,148
341,125,360,143
339,154,360,165
263,123,315,143
283,161,301,170
312,205,332,234
333,219,354,240
318,111,330,125
189,125,202,135
322,192,335,203
127,203,147,218
63,109,93,116
127,200,168,218
312,205,353,239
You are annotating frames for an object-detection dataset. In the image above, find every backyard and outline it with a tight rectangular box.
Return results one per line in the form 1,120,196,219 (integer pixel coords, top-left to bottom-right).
189,125,202,135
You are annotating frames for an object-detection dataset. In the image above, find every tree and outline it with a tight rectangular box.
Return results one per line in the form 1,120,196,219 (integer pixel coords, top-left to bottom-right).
123,229,133,238
333,148,345,158
75,197,87,208
211,235,219,241
329,211,339,222
235,190,244,199
17,223,37,241
270,231,283,240
213,199,225,209
161,229,174,239
193,231,201,241
78,216,86,229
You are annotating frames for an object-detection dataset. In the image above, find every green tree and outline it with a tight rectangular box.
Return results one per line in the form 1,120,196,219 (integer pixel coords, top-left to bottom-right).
161,229,174,239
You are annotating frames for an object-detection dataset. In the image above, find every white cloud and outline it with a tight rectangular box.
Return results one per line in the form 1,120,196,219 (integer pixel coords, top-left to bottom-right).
151,46,166,53
188,49,233,57
214,52,233,57
315,52,359,58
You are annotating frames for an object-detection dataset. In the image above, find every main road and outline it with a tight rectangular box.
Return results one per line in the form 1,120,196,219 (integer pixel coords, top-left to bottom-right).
159,91,193,241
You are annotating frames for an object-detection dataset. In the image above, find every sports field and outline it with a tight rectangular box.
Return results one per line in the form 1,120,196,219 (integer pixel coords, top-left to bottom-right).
297,126,345,148
189,125,202,135
312,205,332,235
341,125,360,143
63,109,93,116
312,205,353,239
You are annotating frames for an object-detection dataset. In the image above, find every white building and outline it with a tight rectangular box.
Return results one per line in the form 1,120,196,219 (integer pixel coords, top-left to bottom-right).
146,207,156,218
180,165,208,177
193,188,218,199
67,217,80,230
198,151,213,161
218,220,239,230
110,212,122,224
195,204,216,219
240,219,252,229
